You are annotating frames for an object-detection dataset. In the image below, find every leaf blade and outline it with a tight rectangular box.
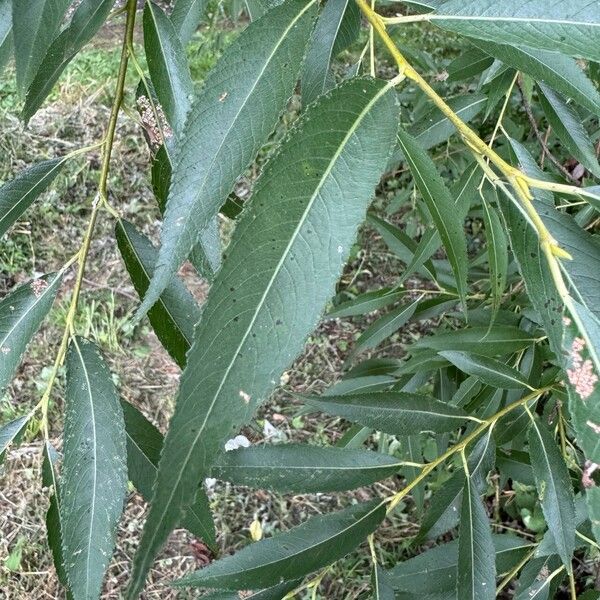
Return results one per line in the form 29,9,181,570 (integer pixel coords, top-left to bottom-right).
61,337,128,600
137,0,317,318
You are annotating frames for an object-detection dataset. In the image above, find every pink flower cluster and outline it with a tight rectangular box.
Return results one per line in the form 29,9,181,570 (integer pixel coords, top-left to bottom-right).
567,337,598,400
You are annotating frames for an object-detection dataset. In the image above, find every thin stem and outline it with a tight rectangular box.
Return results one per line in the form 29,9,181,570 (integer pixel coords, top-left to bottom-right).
569,570,577,600
38,0,138,438
369,0,376,77
385,387,549,513
495,547,537,595
383,13,431,24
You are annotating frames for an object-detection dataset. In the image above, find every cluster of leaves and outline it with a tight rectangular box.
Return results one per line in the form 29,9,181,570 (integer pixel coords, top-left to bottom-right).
1,0,600,598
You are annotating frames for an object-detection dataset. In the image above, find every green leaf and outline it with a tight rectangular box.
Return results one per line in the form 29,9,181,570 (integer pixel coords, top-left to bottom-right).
447,48,494,81
396,126,468,309
433,1,600,63
457,470,496,600
0,414,31,464
537,83,600,177
143,1,194,137
174,500,385,589
0,159,65,237
302,0,360,105
137,0,317,319
0,0,11,73
372,564,395,599
480,186,508,324
527,416,576,570
115,220,200,368
121,400,216,547
302,391,472,434
327,287,408,318
212,444,403,492
0,273,62,393
170,0,209,45
348,297,422,359
367,213,437,280
469,38,600,117
386,534,532,595
22,0,115,121
514,555,564,600
127,77,399,597
12,0,70,94
413,326,536,356
61,337,128,600
42,442,70,591
440,352,533,390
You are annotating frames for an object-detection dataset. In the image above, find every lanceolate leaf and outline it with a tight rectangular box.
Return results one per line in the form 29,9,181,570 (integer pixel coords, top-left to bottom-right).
23,0,115,121
142,7,220,280
115,220,200,368
348,297,422,359
174,500,386,589
468,39,600,117
61,337,127,600
537,83,600,178
413,326,537,356
447,48,494,82
386,534,531,595
143,1,194,137
136,0,317,319
302,391,472,434
433,1,600,63
396,126,468,309
121,400,216,547
302,0,360,105
0,414,31,464
457,471,496,600
527,416,576,570
0,0,11,72
439,351,533,390
0,158,65,237
12,0,71,94
212,444,403,492
42,442,69,590
170,0,209,44
0,273,62,393
327,287,408,318
481,187,508,324
127,78,399,597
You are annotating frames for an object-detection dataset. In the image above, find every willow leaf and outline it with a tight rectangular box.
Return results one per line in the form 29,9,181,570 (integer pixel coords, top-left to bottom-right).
0,273,62,393
537,83,600,177
22,0,115,121
302,0,360,105
136,0,317,319
212,444,403,492
434,1,600,63
396,126,468,309
440,352,533,390
142,5,220,280
116,220,200,368
127,77,399,597
372,564,395,599
198,580,302,600
302,391,471,434
0,413,31,464
0,159,65,237
61,337,127,600
457,471,496,599
12,0,71,94
527,416,576,570
0,0,10,72
481,187,507,324
174,500,385,589
143,1,194,136
469,39,600,117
